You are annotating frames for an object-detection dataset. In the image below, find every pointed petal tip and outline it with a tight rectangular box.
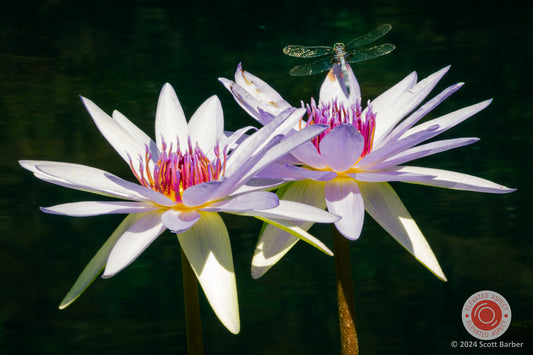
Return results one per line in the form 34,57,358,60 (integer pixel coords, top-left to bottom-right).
100,270,115,279
335,224,360,241
227,322,240,334
160,82,176,96
251,266,266,280
39,206,52,214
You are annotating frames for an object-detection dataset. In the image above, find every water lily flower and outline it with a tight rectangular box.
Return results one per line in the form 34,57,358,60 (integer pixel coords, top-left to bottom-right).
220,63,515,280
19,83,339,334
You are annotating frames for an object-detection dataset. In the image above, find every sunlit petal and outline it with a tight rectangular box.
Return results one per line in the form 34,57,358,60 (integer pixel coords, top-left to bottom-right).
319,63,360,104
359,181,446,280
369,71,417,140
224,62,292,120
254,216,333,257
254,163,336,182
370,137,479,170
20,160,174,205
251,180,327,278
188,95,224,153
161,209,202,233
290,142,327,170
378,82,464,148
41,201,159,217
155,83,188,152
112,110,159,160
395,166,516,193
348,166,436,182
243,199,337,223
325,178,364,240
103,210,167,277
401,99,492,140
81,97,148,168
177,212,240,334
373,66,450,144
319,124,364,172
59,213,147,309
204,191,279,213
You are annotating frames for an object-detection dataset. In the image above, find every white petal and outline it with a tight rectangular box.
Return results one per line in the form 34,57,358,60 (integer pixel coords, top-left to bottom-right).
211,117,326,203
319,124,364,172
41,201,159,217
242,123,328,182
244,199,337,223
161,209,201,233
348,169,436,182
230,179,284,195
112,110,159,160
370,137,479,170
59,213,147,309
370,71,417,141
219,77,266,124
319,63,360,105
254,163,336,182
21,160,174,206
155,83,188,152
103,210,167,277
378,82,464,148
395,166,516,193
224,108,300,176
219,125,256,154
254,216,333,257
182,181,222,207
402,99,492,140
358,181,446,280
188,95,224,153
252,231,300,279
204,191,279,213
373,66,450,145
177,212,240,334
325,178,364,240
290,142,327,169
228,63,292,119
357,124,440,169
251,180,327,278
81,97,148,168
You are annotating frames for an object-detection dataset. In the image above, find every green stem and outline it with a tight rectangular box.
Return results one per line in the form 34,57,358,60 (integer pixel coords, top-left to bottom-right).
181,249,204,355
333,227,359,355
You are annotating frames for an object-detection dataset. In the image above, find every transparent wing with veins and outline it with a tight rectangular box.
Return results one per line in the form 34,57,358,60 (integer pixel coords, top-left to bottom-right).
282,24,395,76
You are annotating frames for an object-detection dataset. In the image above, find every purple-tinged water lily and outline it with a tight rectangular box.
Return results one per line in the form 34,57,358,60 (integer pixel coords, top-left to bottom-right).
220,63,515,281
19,83,339,334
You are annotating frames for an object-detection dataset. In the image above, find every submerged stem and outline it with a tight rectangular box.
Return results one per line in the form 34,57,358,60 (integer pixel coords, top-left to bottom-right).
181,249,204,355
333,227,359,355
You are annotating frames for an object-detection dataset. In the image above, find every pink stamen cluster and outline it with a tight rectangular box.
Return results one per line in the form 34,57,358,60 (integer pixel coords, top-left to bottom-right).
131,140,227,203
301,98,376,157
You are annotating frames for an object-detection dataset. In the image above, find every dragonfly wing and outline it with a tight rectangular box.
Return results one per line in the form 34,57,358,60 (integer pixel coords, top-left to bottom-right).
346,24,392,49
289,58,335,76
345,43,396,63
283,45,334,58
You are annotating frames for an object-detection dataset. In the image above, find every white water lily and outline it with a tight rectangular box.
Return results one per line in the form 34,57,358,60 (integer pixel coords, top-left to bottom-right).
220,63,515,280
19,83,339,334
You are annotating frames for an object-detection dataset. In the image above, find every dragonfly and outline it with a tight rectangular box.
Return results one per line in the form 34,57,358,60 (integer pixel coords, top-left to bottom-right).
283,24,395,94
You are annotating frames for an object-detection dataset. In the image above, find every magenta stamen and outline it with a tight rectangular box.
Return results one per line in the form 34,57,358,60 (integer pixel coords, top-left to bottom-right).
129,141,227,203
302,99,375,157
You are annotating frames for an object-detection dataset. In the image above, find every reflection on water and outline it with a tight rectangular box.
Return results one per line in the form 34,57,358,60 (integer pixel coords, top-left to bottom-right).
1,0,530,354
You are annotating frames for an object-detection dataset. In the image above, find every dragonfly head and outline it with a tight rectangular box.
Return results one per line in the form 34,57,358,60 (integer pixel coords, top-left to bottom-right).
333,42,345,50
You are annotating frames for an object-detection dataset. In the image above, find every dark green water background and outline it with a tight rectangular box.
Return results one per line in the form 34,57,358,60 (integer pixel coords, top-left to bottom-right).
1,0,531,354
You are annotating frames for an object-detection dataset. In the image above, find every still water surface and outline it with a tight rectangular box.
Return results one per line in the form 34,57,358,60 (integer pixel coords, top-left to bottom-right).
1,0,530,354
